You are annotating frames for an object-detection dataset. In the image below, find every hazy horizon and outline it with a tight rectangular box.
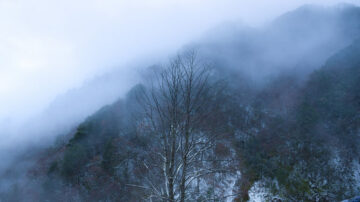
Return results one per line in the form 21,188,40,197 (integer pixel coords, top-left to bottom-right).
0,0,359,148
0,0,358,123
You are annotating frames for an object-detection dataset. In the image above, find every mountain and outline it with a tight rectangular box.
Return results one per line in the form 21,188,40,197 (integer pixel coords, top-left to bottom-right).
236,37,360,201
199,3,360,82
1,3,360,202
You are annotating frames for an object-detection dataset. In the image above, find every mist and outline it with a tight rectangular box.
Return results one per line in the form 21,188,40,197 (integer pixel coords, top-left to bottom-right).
1,0,358,127
1,0,360,201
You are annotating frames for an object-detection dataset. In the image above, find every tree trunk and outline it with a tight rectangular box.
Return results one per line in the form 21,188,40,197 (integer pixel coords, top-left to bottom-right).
180,123,190,202
168,128,176,201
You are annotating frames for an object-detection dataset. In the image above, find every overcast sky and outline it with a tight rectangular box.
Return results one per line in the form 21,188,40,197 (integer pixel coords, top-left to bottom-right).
0,0,358,124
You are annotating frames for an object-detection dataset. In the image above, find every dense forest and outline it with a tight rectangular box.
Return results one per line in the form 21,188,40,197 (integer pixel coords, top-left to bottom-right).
1,3,360,202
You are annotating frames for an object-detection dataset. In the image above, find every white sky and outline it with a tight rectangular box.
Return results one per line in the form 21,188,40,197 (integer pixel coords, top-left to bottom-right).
0,0,358,123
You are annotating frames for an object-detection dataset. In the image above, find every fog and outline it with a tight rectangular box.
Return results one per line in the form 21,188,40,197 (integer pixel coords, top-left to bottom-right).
0,0,360,200
1,0,358,128
0,0,358,184
0,0,357,164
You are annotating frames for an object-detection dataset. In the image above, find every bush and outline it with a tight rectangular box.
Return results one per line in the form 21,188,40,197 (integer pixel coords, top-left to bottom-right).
61,143,88,179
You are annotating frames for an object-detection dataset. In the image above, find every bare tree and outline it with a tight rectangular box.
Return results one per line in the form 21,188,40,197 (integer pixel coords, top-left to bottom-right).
136,50,227,201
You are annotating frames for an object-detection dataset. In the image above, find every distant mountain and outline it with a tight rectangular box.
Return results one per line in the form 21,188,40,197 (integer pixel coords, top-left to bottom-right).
199,3,360,81
2,67,139,149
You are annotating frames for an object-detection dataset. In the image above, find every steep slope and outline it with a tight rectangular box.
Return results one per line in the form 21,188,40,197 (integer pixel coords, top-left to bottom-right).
299,37,360,160
0,87,152,201
236,38,360,201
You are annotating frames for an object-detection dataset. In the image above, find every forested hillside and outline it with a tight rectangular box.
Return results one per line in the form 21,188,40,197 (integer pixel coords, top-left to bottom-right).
1,4,360,202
